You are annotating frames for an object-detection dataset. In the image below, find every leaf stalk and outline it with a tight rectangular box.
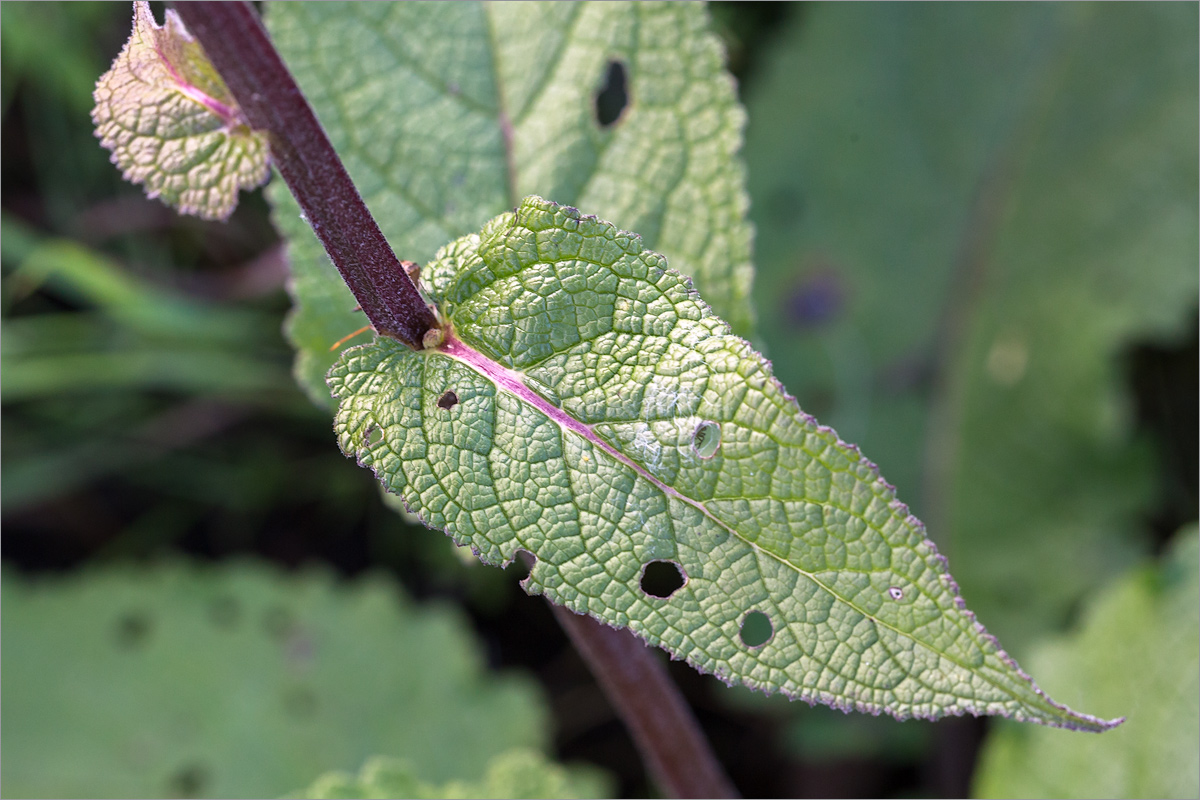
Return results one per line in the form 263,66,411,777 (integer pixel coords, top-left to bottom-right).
172,1,437,350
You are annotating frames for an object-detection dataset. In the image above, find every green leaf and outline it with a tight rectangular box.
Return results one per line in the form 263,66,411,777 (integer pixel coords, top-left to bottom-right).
0,561,551,798
973,526,1199,799
293,749,611,800
328,196,1116,732
91,1,269,220
743,3,1199,654
264,1,754,405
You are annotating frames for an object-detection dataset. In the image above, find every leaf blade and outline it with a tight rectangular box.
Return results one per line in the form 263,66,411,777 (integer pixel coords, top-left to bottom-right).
330,196,1118,731
266,1,754,404
91,2,269,220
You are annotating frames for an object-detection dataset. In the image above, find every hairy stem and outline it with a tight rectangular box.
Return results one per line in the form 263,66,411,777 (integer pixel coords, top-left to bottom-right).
548,602,739,799
172,1,436,350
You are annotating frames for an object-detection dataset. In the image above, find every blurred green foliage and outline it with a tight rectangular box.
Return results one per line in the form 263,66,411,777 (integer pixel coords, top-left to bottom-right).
974,526,1199,799
1,562,554,798
292,749,611,800
745,2,1197,656
1,2,1196,798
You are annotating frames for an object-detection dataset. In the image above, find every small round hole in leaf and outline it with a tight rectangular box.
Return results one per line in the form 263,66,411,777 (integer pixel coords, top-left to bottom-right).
692,421,721,459
640,560,687,599
888,586,904,601
739,610,773,648
437,390,459,410
594,59,629,127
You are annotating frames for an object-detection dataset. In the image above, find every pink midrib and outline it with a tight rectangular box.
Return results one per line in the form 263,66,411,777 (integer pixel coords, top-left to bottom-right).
154,42,241,126
437,333,683,501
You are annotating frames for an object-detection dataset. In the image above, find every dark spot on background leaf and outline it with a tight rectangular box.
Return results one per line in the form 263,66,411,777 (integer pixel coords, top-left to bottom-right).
784,267,846,329
168,763,210,798
739,610,773,647
437,390,459,410
594,59,629,127
262,605,294,639
640,560,687,598
114,610,152,649
283,685,318,719
767,186,804,227
208,595,240,629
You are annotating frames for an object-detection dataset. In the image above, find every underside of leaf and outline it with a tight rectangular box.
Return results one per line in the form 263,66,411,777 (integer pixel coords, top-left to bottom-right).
328,196,1121,732
92,1,269,220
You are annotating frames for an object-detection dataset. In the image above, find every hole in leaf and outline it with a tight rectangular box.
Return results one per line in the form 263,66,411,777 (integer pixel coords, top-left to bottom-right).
208,595,240,629
692,421,722,459
507,549,538,584
640,560,687,598
167,763,210,798
739,610,773,648
114,611,152,649
437,390,459,410
888,586,904,601
594,59,629,127
363,424,382,447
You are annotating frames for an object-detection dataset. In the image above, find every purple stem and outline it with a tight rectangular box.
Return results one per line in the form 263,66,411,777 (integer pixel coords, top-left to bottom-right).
171,4,737,795
172,1,436,351
549,601,740,799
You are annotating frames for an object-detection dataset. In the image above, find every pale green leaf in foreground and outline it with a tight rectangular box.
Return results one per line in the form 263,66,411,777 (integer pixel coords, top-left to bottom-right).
92,1,269,220
330,196,1118,732
265,1,754,404
293,749,610,800
0,562,549,798
974,527,1199,799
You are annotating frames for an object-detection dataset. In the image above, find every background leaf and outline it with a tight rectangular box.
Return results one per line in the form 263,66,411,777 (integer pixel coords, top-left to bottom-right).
973,526,1199,799
0,561,552,799
744,1,1198,657
264,1,754,404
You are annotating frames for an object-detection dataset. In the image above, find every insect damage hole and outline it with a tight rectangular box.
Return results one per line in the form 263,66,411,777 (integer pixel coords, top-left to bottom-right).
640,560,687,599
594,59,629,127
691,420,721,459
739,610,773,648
363,424,382,447
437,390,459,410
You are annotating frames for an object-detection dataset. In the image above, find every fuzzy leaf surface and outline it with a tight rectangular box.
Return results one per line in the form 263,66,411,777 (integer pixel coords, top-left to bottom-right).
92,2,269,220
264,1,754,404
329,196,1117,731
